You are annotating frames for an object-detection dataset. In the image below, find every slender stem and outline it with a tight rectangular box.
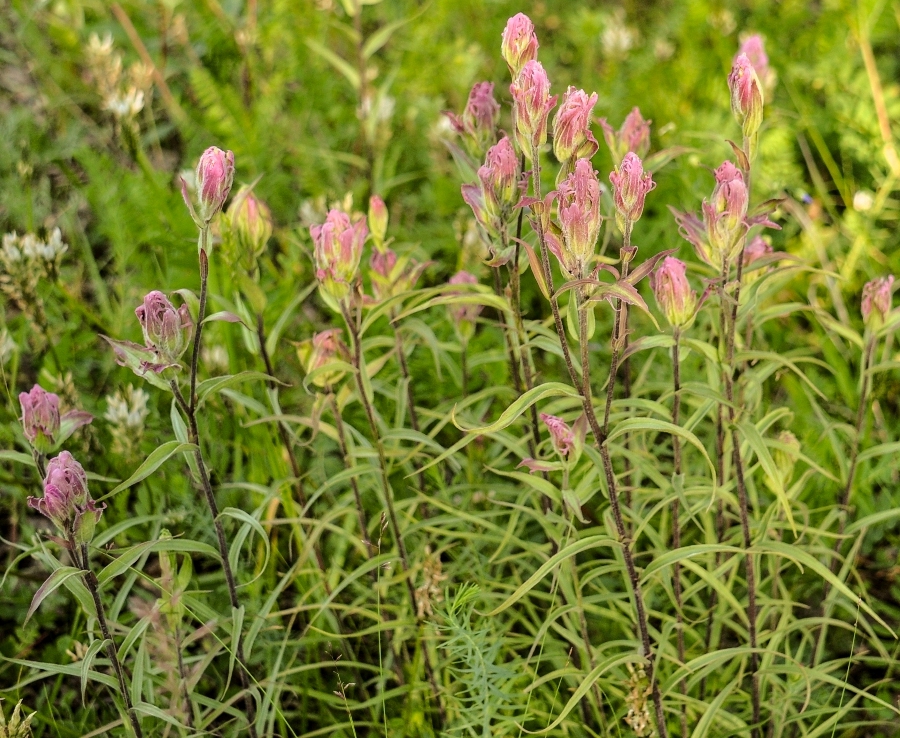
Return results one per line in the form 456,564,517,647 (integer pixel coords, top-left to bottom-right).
175,626,194,730
178,243,258,737
390,314,427,496
339,300,445,726
461,343,468,397
671,330,687,737
720,250,761,738
492,265,526,398
328,389,371,552
72,538,143,738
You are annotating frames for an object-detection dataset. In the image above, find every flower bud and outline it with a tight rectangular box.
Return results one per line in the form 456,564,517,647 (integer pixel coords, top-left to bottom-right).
368,195,389,252
510,60,557,158
650,257,697,328
28,451,105,542
501,13,539,78
742,235,772,284
224,186,273,271
194,147,235,223
447,271,482,343
609,152,655,232
310,209,368,301
552,87,599,164
540,412,586,463
599,107,651,166
861,275,894,330
19,385,60,453
705,161,748,260
738,35,775,101
728,53,763,142
135,291,193,364
369,248,428,301
552,159,603,279
479,136,522,220
297,329,348,388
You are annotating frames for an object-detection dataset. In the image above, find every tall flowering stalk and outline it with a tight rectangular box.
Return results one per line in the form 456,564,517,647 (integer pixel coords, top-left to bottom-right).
506,17,668,732
178,147,259,737
27,453,142,737
310,206,445,725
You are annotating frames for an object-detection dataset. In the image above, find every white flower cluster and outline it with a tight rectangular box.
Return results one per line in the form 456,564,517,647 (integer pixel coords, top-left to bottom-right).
104,385,150,456
1,228,68,322
85,33,151,122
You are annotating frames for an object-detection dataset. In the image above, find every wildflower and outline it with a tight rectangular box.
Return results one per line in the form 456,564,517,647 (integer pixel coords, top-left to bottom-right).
445,82,500,157
310,209,368,301
0,699,35,738
650,257,697,329
369,248,428,301
738,34,775,100
224,186,273,272
297,329,349,389
510,60,557,158
624,663,653,737
742,235,772,284
598,107,651,166
182,147,235,226
501,13,539,78
552,87,599,165
540,412,586,463
19,384,92,454
549,159,603,279
28,451,105,544
104,385,150,457
415,546,447,618
609,152,655,233
861,275,894,331
728,53,763,144
136,291,194,365
368,195,389,252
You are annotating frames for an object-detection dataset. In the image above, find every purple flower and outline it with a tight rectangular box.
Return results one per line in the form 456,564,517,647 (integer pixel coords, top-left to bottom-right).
510,60,557,158
738,35,775,100
194,147,235,223
136,291,193,364
650,257,697,328
28,451,105,543
599,107,651,166
445,82,501,158
310,209,368,301
539,412,586,462
552,87,599,164
552,159,603,279
501,13,539,78
609,152,655,231
861,275,894,330
728,53,763,141
743,235,772,267
19,385,60,453
19,385,92,454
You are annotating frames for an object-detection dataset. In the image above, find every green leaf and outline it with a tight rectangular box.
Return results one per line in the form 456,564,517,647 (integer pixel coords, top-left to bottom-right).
305,38,361,89
454,382,581,435
689,678,739,738
219,507,271,582
80,639,109,704
26,566,82,623
99,441,197,500
197,371,278,407
486,535,618,616
228,605,245,689
97,539,220,585
738,420,797,534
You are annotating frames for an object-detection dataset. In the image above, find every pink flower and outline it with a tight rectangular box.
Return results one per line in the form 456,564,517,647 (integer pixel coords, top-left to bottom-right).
225,186,273,271
310,209,368,301
552,87,599,164
540,413,574,457
552,159,603,278
650,257,697,328
297,329,349,388
445,82,501,157
738,35,775,100
704,161,749,258
136,291,193,364
728,53,763,141
28,451,105,543
599,107,651,165
861,275,894,330
743,235,772,266
368,248,428,301
19,385,60,453
501,13,539,78
368,195,389,250
510,60,557,159
462,137,524,264
194,147,235,223
609,152,655,230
